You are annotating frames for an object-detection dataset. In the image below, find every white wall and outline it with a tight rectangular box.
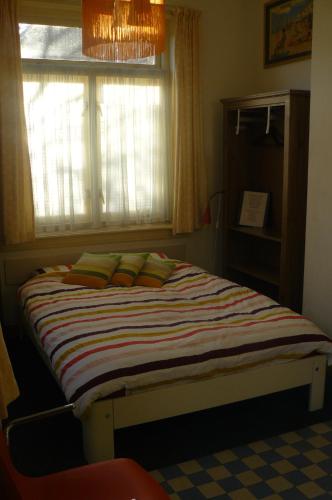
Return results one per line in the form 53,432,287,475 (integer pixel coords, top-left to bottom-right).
0,0,266,324
303,0,332,336
250,0,311,92
178,0,332,337
9,0,329,320
185,0,312,272
245,0,332,336
3,0,260,280
164,0,314,274
167,0,261,271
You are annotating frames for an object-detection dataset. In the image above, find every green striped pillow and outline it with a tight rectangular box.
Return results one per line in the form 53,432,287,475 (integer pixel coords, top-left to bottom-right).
135,256,175,288
111,253,149,287
63,253,121,289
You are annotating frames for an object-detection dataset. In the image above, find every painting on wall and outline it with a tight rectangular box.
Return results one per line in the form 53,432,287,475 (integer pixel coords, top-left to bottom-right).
264,0,313,67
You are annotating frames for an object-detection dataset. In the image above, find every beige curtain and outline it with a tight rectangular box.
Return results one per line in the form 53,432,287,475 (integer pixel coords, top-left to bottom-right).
171,7,207,235
0,324,19,420
0,0,35,244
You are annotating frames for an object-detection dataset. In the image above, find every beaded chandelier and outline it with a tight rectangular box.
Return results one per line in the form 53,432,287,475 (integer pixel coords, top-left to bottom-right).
82,0,166,61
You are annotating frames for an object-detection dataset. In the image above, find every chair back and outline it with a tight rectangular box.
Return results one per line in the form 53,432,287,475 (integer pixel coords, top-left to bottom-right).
0,430,29,500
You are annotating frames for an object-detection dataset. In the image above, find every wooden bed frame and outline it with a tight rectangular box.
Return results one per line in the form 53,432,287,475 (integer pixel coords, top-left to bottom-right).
9,243,328,463
81,354,327,462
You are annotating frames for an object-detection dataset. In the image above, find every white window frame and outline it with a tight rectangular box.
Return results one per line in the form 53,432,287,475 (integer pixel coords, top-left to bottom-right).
21,28,171,234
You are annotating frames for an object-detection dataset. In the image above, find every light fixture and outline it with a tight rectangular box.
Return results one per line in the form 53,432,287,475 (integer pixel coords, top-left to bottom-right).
82,0,166,62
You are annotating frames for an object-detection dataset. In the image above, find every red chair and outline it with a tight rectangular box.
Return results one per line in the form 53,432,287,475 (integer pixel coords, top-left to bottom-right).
0,405,169,500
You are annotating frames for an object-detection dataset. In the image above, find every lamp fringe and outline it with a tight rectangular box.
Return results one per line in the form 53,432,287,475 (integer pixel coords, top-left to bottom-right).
82,0,166,61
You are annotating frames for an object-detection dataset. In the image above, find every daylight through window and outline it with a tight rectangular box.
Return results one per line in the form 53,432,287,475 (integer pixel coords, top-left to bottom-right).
20,24,170,233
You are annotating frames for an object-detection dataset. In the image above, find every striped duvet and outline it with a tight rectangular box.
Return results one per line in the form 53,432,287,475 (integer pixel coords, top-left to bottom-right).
18,261,332,417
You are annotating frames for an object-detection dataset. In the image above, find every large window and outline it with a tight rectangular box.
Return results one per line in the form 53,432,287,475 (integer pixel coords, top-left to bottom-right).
20,24,170,233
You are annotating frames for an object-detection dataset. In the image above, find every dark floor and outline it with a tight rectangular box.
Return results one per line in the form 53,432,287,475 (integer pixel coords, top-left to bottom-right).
4,331,332,476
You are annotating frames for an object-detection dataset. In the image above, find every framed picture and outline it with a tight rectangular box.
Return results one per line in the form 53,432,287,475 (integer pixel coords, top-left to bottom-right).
264,0,313,67
239,191,269,228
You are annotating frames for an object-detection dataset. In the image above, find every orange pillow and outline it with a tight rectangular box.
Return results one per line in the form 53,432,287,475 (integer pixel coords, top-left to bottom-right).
111,253,148,287
63,253,120,289
135,256,175,288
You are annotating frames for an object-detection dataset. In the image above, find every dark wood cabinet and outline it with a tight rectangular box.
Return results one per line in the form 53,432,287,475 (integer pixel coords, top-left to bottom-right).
220,90,310,312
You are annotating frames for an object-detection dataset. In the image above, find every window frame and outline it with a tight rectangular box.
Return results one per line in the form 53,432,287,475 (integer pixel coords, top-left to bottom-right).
21,30,171,235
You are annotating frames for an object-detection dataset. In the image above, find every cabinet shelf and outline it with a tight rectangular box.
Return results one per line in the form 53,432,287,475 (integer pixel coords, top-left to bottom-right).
227,263,280,286
229,226,281,242
221,90,310,312
252,142,284,148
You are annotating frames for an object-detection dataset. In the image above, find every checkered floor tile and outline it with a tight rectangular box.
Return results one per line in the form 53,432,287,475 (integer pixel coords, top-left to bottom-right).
152,421,332,499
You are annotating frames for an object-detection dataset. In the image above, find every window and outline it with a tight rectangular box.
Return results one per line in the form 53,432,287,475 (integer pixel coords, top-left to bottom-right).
20,24,170,233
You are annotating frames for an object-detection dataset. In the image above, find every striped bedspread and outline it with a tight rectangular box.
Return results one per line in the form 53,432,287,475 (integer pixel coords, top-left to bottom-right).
18,261,332,417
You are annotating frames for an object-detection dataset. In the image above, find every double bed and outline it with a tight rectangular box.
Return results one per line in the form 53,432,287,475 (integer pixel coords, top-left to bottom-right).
17,254,332,462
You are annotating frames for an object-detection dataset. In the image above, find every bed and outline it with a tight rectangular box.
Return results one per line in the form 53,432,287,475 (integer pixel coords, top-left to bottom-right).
17,255,332,463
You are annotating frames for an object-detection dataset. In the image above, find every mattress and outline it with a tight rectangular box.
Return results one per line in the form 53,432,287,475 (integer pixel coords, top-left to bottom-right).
18,260,332,416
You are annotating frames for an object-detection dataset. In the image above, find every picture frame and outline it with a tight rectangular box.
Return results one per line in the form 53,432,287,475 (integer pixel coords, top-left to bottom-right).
239,191,269,228
264,0,313,67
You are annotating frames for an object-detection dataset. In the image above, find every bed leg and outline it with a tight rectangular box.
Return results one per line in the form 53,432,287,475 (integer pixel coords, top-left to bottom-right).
309,356,326,412
81,401,115,463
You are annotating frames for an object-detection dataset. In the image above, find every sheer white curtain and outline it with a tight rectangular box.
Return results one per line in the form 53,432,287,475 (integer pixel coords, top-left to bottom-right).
22,71,169,232
23,73,90,232
97,75,170,226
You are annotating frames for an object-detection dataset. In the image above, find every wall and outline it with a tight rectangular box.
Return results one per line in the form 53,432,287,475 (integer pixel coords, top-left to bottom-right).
199,0,312,277
2,1,259,272
302,0,332,336
6,1,329,333
0,0,259,324
249,0,332,337
168,0,261,270
187,0,312,272
250,0,311,93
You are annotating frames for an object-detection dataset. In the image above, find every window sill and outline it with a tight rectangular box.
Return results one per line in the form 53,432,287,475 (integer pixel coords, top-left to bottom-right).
0,224,174,252
36,223,173,239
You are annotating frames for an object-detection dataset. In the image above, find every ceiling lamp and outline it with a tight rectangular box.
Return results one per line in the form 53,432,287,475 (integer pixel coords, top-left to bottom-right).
82,0,166,62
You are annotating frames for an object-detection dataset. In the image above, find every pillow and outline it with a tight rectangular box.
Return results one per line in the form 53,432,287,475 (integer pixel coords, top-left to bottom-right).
32,264,72,277
134,256,175,288
111,253,149,287
149,251,169,259
62,253,120,289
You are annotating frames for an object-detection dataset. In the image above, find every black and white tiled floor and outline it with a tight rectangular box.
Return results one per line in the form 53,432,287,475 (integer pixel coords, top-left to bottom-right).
152,421,332,499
